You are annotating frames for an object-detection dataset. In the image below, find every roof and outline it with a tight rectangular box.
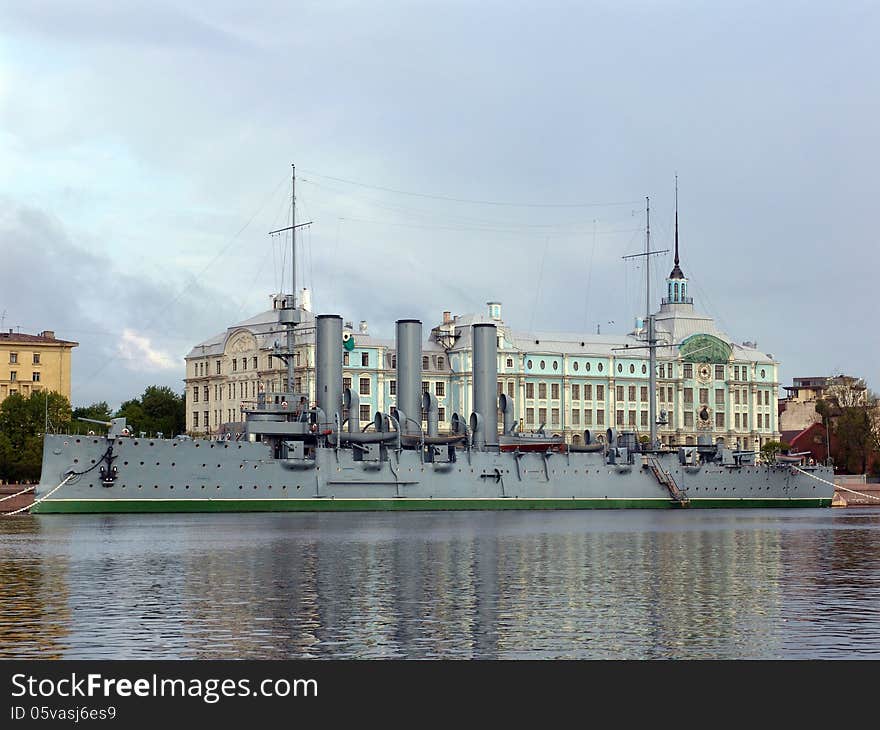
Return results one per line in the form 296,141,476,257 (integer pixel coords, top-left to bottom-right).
0,331,78,346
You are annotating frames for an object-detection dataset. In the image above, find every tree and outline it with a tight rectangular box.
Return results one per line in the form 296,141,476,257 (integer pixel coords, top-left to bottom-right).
72,401,114,434
760,440,789,462
816,378,880,474
115,386,186,437
0,391,72,482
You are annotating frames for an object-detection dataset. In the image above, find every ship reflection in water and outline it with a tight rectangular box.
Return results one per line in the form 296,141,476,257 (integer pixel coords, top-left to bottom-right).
1,509,880,659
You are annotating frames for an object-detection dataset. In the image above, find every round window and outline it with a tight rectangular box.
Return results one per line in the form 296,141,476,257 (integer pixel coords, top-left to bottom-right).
553,361,558,371
573,362,579,372
540,360,546,370
586,362,591,372
617,364,623,373
761,368,766,378
642,364,647,374
598,363,603,372
527,360,532,369
629,364,635,374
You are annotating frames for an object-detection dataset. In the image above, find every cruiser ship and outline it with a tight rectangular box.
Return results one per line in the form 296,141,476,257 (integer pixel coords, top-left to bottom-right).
31,173,834,513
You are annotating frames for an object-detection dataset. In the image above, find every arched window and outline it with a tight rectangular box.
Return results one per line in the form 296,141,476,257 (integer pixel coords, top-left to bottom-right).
674,282,680,301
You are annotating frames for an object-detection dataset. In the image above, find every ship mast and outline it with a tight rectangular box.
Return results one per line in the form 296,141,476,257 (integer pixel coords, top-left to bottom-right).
269,163,312,394
620,197,668,449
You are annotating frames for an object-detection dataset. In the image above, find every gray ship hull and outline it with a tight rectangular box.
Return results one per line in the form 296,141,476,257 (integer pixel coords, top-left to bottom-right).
32,433,834,513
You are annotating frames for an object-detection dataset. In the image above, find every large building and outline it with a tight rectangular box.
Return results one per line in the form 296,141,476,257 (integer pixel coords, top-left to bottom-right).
0,329,78,405
185,232,781,450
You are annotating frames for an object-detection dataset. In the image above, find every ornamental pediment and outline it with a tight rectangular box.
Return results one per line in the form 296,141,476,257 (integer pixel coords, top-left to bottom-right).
225,330,257,355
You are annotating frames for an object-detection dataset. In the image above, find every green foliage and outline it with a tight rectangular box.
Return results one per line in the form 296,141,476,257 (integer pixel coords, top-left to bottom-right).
760,440,788,461
0,391,72,482
72,401,114,434
115,386,185,437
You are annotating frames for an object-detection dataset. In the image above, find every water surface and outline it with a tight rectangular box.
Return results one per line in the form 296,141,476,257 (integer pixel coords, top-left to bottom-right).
1,508,878,659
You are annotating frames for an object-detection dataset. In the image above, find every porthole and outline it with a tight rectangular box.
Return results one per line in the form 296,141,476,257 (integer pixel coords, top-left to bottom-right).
586,362,591,372
540,360,546,370
761,368,766,378
642,364,647,374
617,364,623,373
598,363,603,372
527,359,533,368
573,362,579,371
630,364,635,374
552,361,558,370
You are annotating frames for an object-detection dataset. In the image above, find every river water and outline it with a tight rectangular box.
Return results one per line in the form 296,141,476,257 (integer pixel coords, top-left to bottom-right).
1,508,879,659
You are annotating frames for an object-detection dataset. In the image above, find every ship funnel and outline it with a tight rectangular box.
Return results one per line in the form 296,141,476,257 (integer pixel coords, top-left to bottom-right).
498,393,515,435
422,390,439,437
396,319,422,436
343,387,359,433
471,323,498,448
315,315,343,430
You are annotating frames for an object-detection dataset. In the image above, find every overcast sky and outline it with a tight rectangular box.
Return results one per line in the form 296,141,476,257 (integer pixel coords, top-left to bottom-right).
1,1,878,408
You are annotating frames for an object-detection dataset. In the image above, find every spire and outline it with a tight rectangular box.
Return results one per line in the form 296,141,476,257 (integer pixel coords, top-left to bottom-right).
668,174,685,280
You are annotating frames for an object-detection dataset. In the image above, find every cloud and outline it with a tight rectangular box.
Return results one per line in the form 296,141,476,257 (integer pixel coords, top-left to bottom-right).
118,329,176,371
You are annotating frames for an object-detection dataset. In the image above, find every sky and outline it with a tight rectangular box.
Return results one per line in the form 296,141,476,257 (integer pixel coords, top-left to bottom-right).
1,0,878,409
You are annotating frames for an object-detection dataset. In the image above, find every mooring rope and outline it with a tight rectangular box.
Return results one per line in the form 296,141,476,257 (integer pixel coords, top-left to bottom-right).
0,485,36,503
2,474,75,516
792,466,880,502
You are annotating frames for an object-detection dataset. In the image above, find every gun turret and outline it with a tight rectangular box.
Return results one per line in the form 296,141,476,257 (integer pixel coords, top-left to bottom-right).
77,417,131,438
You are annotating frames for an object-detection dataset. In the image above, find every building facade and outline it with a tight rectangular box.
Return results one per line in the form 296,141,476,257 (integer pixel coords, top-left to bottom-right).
0,329,78,405
185,250,781,451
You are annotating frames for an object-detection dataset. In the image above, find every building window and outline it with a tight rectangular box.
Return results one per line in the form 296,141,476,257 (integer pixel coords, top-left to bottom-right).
540,360,546,370
435,382,445,397
497,382,503,396
596,385,604,400
584,384,592,401
667,387,673,403
715,365,725,380
734,366,740,380
616,410,624,426
361,352,369,367
389,380,396,395
193,412,199,427
764,391,771,406
437,357,445,369
597,363,603,372
551,408,560,426
586,362,592,372
359,404,371,422
33,353,40,365
343,352,350,366
527,359,533,369
640,411,648,427
735,390,740,405
204,386,209,402
741,369,748,381
716,412,725,428
597,409,605,425
507,381,514,397
422,356,429,370
735,413,741,429
391,355,396,368
359,377,370,396
640,386,647,402
659,364,665,379
617,364,623,373
216,360,221,375
32,372,40,382
9,352,18,364
572,384,580,400
572,409,580,425
526,407,535,425
715,389,724,405
684,412,694,427
616,386,624,402
232,359,238,372
757,414,763,429
538,383,547,399
630,364,635,374
699,388,709,404
193,387,199,403
538,407,547,425
573,361,579,372
683,363,693,379
628,386,636,402
506,357,513,368
584,409,593,425
526,383,534,399
343,376,352,391
438,407,446,421
423,381,430,394
551,383,560,399
553,361,559,371
628,410,636,425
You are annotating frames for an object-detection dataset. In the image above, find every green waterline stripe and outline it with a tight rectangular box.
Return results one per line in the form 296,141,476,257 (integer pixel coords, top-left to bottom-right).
31,497,833,514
